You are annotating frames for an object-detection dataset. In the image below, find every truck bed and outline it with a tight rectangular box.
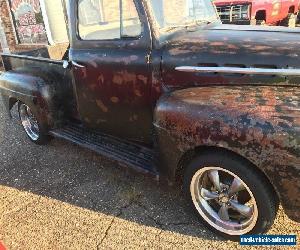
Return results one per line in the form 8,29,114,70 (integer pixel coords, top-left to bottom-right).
0,45,75,124
0,44,69,72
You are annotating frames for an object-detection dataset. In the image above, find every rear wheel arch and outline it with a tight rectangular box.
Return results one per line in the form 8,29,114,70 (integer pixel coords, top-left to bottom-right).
8,95,44,120
288,6,296,14
255,10,266,22
8,97,18,111
1,70,57,119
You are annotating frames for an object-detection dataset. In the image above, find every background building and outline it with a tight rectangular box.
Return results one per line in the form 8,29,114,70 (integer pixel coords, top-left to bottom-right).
0,0,68,54
0,18,9,53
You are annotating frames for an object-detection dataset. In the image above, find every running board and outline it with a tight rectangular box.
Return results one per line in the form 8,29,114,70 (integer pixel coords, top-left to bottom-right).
49,124,159,177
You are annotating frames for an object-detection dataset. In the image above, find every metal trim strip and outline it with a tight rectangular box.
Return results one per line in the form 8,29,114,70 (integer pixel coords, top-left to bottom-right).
175,66,300,76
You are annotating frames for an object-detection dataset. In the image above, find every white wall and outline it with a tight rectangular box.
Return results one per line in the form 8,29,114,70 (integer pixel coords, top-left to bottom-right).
0,18,9,52
41,0,69,44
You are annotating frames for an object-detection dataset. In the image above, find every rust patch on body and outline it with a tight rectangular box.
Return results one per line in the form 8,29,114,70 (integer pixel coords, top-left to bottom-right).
96,99,108,113
110,96,119,103
155,85,300,221
137,75,148,84
113,75,123,85
134,89,143,97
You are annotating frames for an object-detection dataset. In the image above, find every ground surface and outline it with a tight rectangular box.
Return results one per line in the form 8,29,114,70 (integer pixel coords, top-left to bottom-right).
0,98,299,250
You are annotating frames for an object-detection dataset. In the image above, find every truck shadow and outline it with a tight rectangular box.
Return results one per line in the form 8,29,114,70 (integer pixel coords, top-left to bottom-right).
0,106,222,242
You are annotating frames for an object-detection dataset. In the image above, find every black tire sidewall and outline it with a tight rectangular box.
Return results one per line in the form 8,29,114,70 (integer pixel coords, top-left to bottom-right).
183,152,276,241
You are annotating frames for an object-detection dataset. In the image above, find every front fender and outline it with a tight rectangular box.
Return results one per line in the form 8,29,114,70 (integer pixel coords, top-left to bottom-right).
154,86,300,221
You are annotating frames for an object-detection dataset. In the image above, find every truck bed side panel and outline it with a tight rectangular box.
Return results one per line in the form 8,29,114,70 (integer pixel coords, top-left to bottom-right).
0,54,75,127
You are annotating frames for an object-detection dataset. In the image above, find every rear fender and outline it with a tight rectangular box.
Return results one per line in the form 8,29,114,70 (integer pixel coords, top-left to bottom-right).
0,70,57,127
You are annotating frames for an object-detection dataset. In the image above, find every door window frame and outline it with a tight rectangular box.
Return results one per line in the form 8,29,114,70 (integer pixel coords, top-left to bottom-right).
77,0,143,41
70,0,152,50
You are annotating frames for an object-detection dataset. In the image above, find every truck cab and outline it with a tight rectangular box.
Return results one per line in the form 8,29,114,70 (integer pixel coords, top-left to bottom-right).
0,0,299,240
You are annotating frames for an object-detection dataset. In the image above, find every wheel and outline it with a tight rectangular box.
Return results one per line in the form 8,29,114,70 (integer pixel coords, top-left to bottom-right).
281,13,297,27
256,20,266,25
183,151,277,241
18,102,51,145
250,19,257,25
288,14,297,27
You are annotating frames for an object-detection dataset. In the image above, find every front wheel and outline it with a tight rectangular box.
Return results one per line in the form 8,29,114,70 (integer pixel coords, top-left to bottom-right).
281,13,297,27
254,19,266,25
18,102,51,145
183,152,278,241
287,13,297,27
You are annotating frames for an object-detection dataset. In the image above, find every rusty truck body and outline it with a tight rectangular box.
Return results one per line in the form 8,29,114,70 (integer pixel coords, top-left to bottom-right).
0,0,299,240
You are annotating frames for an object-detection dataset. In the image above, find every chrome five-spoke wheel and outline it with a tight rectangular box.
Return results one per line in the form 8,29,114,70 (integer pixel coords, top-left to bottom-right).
184,152,278,240
190,167,258,235
18,102,51,145
19,103,40,141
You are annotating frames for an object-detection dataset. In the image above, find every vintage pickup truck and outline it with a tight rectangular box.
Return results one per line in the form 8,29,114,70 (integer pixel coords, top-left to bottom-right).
214,0,300,26
0,0,299,240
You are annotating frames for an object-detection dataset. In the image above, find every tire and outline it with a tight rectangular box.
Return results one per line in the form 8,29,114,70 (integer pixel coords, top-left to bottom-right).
18,102,51,145
287,14,297,27
250,19,257,26
281,13,297,27
256,19,266,25
183,151,278,241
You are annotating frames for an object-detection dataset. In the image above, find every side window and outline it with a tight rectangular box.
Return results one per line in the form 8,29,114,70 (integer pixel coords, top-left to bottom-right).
78,0,142,40
121,0,142,37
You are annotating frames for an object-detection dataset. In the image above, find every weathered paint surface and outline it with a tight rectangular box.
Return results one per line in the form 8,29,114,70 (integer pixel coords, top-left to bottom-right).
154,86,300,221
160,24,300,90
0,0,299,223
70,49,154,144
0,52,74,128
67,0,154,144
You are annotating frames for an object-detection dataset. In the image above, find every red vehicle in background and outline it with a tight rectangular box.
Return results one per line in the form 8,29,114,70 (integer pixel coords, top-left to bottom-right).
214,0,300,26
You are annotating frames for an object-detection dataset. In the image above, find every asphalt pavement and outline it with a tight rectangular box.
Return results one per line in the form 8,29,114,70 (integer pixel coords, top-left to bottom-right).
0,97,299,250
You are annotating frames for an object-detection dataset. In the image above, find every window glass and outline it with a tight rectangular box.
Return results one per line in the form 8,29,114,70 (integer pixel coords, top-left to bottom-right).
78,0,141,40
121,0,142,37
147,0,218,31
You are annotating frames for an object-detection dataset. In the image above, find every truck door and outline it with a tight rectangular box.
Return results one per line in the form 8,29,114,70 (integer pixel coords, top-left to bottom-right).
69,0,153,144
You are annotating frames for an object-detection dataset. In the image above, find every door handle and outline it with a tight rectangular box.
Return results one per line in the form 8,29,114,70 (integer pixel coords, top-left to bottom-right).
72,61,86,68
62,60,86,69
63,60,71,69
